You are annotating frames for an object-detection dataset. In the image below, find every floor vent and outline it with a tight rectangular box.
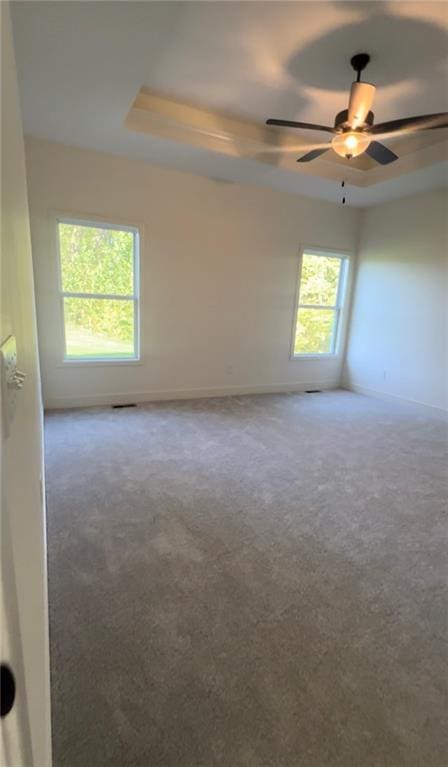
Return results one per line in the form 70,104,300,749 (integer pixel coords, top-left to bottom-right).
112,403,137,409
305,389,322,394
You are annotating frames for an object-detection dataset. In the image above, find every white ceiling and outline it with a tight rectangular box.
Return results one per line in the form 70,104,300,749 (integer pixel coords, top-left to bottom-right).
11,1,448,206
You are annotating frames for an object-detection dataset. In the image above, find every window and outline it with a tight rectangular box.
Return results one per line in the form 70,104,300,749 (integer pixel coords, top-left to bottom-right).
292,249,348,357
57,218,139,362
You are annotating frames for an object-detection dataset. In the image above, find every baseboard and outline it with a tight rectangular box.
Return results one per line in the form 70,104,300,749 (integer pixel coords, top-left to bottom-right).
344,382,448,421
44,379,339,410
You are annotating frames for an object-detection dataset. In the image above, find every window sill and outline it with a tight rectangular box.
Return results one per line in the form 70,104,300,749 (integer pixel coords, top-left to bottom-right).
290,353,339,361
56,358,144,369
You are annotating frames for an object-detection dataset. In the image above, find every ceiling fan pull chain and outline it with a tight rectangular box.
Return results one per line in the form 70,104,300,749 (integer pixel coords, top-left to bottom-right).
341,179,346,205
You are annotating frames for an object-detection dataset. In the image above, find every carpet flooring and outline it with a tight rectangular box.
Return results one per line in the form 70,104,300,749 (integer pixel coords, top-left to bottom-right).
44,390,448,767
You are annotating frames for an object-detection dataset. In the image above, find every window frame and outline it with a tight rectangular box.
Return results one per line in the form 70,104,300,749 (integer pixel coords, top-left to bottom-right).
56,215,141,365
290,246,350,360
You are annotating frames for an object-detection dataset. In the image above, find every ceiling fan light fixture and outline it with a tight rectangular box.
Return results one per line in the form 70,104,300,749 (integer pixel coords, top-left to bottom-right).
331,130,371,159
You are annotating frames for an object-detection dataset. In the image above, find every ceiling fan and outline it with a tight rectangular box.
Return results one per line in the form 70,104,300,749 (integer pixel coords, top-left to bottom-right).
266,53,448,165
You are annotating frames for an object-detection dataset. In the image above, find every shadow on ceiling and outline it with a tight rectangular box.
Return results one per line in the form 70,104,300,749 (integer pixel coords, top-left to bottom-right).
287,8,447,113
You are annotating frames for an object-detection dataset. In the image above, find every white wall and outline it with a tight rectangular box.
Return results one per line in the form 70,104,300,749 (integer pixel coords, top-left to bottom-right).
25,138,359,408
1,5,51,766
344,189,448,414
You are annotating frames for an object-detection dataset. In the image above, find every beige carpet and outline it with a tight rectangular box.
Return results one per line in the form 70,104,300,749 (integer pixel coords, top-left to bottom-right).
44,391,448,766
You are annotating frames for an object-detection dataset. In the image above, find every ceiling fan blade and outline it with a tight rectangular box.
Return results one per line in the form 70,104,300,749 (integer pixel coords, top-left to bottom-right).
365,141,398,165
347,82,376,128
297,147,330,163
266,118,334,133
371,113,448,135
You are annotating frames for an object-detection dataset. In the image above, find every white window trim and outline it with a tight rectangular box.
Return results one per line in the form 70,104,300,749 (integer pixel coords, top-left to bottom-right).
56,216,141,364
290,247,350,361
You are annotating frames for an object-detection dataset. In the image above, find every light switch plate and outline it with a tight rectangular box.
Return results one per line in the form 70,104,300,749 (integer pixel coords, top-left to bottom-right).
1,335,19,439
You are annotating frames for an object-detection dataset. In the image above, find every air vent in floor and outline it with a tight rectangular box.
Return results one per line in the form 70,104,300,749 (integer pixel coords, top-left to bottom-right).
112,403,137,409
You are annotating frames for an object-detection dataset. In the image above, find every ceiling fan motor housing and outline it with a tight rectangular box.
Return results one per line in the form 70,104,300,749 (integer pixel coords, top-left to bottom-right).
334,109,374,130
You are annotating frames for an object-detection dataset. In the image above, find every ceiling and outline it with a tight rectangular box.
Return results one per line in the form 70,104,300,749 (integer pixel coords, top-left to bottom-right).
11,1,448,207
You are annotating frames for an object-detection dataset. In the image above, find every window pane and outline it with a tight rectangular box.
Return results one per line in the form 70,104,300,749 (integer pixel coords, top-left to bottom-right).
59,223,134,295
294,308,336,354
64,298,135,359
299,253,342,306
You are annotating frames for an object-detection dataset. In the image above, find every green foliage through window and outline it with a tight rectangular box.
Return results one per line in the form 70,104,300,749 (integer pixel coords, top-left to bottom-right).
299,253,340,306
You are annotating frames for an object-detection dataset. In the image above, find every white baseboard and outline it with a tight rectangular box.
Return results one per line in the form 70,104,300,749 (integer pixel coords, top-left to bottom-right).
344,382,448,421
44,379,339,410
